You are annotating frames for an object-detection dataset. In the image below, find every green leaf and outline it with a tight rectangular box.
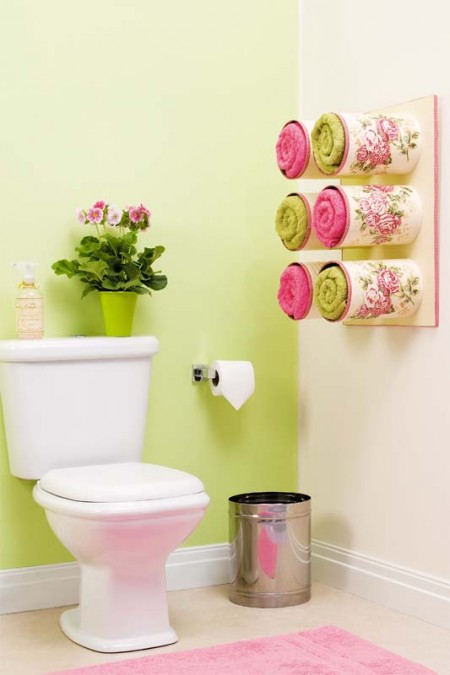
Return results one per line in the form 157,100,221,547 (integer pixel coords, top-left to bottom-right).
81,285,98,299
131,286,151,295
138,245,165,266
76,236,101,257
123,263,140,280
145,274,168,291
101,278,122,290
77,259,108,280
51,259,79,278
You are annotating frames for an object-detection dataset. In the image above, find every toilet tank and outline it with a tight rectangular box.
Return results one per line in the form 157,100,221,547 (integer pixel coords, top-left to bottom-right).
0,336,159,479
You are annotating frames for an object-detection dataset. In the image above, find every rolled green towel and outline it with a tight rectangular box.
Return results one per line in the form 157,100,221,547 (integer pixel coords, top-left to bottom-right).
311,113,346,175
275,194,309,250
314,264,348,321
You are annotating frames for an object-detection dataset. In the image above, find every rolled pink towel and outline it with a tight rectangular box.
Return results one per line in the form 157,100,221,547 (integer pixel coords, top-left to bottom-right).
277,263,312,320
313,187,348,247
276,121,309,179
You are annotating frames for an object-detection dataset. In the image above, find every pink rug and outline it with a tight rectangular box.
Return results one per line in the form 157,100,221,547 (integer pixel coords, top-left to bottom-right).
49,626,435,674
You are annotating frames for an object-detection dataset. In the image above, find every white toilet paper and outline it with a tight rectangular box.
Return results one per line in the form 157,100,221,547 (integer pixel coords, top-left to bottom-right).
209,360,255,410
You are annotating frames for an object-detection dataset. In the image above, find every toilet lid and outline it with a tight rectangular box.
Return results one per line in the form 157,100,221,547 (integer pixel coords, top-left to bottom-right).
39,462,205,503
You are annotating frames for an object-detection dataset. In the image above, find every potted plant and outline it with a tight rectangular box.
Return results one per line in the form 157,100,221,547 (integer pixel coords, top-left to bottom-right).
52,200,167,336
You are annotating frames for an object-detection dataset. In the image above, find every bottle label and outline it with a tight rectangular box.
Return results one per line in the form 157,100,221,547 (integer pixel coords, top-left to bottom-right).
16,298,44,339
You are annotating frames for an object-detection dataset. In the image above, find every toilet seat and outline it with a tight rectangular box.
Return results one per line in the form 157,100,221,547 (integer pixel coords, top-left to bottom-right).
33,462,209,519
39,462,204,502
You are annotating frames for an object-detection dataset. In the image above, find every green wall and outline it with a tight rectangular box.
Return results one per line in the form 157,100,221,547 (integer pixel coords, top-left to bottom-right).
0,0,298,569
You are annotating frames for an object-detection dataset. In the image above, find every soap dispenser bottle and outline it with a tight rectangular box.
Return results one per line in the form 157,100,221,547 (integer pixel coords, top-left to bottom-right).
12,262,44,339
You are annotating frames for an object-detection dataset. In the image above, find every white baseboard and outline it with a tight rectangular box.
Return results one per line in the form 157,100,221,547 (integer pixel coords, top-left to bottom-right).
312,539,450,630
166,543,230,591
3,540,449,630
0,543,230,615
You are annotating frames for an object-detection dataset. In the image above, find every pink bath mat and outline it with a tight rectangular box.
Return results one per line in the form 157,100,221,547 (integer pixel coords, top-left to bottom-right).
49,625,435,674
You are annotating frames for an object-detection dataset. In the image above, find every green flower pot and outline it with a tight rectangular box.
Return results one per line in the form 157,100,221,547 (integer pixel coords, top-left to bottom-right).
99,292,138,337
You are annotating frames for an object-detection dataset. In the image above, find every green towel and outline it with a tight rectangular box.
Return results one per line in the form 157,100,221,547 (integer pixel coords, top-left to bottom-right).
311,113,346,175
314,264,348,321
275,195,308,250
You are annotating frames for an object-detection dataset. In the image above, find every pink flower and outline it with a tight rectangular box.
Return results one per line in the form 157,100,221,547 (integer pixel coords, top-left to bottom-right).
376,213,401,236
367,190,387,214
369,150,381,167
128,206,143,223
87,207,104,223
373,294,393,316
93,200,106,209
357,304,371,318
374,142,391,163
139,203,151,217
377,269,400,294
371,185,394,193
356,145,369,163
365,212,380,228
364,129,378,150
359,199,371,213
364,285,382,309
107,205,122,226
362,289,393,317
76,208,86,224
377,118,399,142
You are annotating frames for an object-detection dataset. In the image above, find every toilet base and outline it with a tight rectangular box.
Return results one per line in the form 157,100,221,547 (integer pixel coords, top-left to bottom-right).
60,608,178,653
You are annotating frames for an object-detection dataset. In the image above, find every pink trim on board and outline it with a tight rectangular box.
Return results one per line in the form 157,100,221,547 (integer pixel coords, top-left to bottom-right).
433,95,439,327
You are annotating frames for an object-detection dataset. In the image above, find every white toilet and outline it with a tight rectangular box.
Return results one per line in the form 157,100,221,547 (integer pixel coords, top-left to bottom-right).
0,337,209,653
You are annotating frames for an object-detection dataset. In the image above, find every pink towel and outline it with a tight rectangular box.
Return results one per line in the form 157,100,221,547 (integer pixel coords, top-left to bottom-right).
276,121,309,179
313,187,348,247
277,263,312,320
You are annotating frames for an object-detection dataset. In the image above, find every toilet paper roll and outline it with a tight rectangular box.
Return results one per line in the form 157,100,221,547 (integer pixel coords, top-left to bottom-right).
209,360,255,411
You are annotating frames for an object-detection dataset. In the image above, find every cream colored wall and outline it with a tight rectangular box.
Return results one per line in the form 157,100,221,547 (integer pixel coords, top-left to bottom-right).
299,0,450,579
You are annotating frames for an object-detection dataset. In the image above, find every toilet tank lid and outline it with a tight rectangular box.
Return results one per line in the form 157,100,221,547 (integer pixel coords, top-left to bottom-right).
39,463,205,502
0,336,159,362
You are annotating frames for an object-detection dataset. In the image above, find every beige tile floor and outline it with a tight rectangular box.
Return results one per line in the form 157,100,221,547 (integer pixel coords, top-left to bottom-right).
0,582,449,675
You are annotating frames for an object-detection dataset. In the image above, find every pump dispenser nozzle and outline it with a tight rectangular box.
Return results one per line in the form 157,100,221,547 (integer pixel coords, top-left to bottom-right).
11,261,38,286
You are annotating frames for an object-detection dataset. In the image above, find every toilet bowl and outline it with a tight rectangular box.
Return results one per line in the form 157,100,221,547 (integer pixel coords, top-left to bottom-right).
33,462,210,653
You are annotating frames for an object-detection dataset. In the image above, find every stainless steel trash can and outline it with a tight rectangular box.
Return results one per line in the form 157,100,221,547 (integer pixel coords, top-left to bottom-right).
229,492,311,608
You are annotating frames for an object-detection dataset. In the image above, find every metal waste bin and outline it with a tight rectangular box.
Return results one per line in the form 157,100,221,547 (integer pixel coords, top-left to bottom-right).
229,492,311,608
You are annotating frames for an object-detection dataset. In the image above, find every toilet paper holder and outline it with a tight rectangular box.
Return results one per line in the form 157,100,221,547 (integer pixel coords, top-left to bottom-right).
192,364,219,385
